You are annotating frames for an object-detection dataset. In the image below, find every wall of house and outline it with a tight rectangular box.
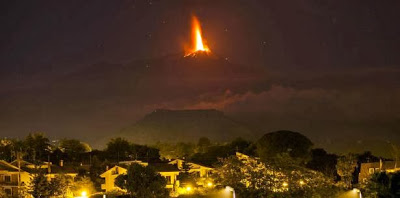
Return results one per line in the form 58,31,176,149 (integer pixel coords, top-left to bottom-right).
159,172,179,189
359,161,397,183
101,166,127,192
0,171,19,185
0,171,31,197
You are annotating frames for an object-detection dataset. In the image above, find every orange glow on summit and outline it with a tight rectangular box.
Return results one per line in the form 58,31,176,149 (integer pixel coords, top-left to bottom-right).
185,16,211,57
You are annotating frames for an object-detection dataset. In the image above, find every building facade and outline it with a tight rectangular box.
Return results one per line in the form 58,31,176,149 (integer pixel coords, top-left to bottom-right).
0,160,78,197
359,160,400,183
100,161,180,193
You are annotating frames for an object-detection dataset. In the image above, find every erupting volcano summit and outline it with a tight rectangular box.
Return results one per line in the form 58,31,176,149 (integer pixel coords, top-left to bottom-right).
185,16,211,57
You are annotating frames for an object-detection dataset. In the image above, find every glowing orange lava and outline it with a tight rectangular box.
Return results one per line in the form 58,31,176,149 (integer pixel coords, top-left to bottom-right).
185,16,210,57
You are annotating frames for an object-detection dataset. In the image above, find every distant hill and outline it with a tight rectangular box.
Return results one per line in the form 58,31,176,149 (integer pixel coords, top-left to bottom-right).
116,109,257,144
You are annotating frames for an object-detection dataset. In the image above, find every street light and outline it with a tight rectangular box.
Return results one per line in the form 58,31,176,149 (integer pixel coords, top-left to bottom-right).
299,180,305,185
225,186,236,198
74,190,88,198
353,188,362,198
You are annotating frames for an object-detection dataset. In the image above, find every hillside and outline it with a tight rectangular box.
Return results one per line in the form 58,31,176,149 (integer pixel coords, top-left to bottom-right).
116,109,257,144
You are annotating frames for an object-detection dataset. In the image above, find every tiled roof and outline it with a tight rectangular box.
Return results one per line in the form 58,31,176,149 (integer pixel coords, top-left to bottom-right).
361,161,397,170
49,165,78,174
0,161,20,172
149,163,180,172
10,160,34,167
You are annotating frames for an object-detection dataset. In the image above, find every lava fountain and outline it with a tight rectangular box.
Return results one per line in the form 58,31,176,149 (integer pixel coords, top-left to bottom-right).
185,16,211,57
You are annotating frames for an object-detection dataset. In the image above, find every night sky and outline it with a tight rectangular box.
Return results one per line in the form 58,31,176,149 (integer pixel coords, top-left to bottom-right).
1,0,400,155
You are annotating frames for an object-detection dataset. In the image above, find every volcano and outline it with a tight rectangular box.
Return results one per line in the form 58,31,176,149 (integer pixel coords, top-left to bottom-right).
44,52,267,145
1,15,267,146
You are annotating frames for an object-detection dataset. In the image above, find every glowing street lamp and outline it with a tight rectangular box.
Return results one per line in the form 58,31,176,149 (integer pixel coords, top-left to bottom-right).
74,190,88,198
353,188,362,198
299,180,305,185
225,186,236,198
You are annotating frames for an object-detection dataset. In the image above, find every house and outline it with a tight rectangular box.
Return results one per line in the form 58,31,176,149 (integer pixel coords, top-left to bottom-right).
150,163,181,189
0,160,31,197
100,165,127,192
359,160,400,183
168,159,214,188
168,159,213,178
100,161,180,193
0,159,78,197
10,159,79,181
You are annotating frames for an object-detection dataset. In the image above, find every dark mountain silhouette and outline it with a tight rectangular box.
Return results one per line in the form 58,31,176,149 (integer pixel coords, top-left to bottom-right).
117,109,257,144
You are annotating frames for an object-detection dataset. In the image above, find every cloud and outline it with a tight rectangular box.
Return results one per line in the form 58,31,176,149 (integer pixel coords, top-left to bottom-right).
181,84,400,122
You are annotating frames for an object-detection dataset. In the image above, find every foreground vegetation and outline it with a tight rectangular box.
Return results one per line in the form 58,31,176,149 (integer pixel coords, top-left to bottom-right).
0,130,399,197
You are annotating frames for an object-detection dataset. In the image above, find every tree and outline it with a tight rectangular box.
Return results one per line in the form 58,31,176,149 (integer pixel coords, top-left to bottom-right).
215,153,339,198
190,138,254,167
213,156,249,197
175,142,195,159
307,148,338,179
72,176,96,197
230,137,255,155
59,139,91,163
197,137,211,153
336,153,357,189
190,144,232,167
30,171,73,198
361,172,391,198
89,156,107,191
48,175,73,197
11,139,26,161
257,130,313,162
268,153,339,198
357,151,380,163
0,138,13,161
156,142,195,160
29,171,50,198
24,133,51,162
105,137,131,161
131,144,160,162
177,161,197,186
105,138,160,162
115,163,169,198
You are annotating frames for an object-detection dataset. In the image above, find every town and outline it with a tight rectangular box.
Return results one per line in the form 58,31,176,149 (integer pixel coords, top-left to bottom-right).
0,131,398,198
